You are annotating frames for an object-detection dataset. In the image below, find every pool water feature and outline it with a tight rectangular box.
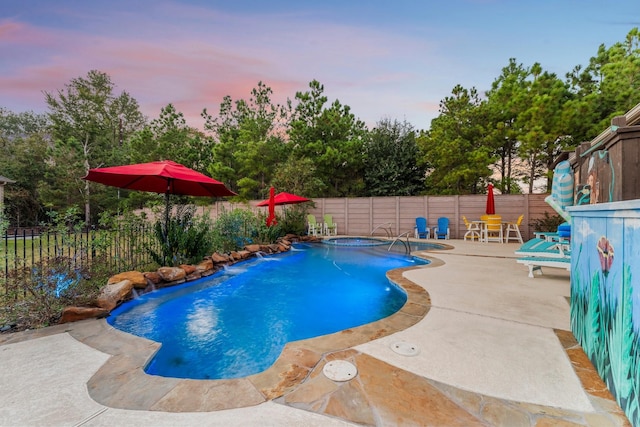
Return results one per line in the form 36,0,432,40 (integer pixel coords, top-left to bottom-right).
107,242,429,380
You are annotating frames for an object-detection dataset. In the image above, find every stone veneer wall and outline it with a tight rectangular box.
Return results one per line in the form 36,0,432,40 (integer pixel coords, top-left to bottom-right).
568,200,640,426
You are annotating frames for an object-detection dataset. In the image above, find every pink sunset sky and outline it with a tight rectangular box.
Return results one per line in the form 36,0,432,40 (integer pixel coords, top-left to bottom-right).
1,0,638,131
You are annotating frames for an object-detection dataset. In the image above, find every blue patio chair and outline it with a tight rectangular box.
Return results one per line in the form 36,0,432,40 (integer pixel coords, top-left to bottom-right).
434,217,450,240
414,217,430,239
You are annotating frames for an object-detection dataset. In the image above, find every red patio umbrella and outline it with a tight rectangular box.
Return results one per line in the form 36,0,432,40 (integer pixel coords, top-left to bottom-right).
84,160,236,231
266,186,277,226
84,160,235,198
486,183,496,215
256,192,311,206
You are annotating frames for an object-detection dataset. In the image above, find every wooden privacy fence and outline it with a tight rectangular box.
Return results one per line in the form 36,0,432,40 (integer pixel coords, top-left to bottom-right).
205,193,556,241
306,194,552,241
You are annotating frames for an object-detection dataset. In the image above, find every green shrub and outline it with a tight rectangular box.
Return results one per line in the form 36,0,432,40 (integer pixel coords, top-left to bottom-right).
0,208,161,331
150,204,213,267
210,208,255,253
252,210,284,244
210,207,286,252
1,256,102,329
277,205,309,235
530,211,565,232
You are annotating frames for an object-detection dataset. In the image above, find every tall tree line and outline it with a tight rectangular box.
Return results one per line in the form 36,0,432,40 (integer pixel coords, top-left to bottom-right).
1,28,638,226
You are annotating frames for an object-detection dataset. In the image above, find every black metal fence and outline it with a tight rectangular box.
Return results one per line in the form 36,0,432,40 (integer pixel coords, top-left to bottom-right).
1,225,160,290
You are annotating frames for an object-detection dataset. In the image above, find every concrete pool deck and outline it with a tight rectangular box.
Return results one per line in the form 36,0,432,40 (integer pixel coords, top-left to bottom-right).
0,239,631,426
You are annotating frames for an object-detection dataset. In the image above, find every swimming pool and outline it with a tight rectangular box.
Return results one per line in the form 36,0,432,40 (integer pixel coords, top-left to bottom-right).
107,242,431,380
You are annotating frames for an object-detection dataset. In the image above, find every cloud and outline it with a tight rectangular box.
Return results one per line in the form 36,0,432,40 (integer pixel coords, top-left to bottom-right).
8,0,633,132
1,1,450,131
623,217,640,231
574,217,597,240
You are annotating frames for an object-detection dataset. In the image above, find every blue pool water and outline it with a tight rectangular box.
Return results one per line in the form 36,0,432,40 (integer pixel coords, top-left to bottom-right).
107,241,433,380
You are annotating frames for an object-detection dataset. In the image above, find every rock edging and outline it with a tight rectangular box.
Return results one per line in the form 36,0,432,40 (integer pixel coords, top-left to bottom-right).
60,235,322,324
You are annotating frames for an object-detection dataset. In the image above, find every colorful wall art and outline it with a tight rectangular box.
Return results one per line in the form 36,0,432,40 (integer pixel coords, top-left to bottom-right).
569,200,640,426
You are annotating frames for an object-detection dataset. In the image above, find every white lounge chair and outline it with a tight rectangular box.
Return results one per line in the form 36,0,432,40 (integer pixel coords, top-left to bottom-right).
516,256,571,278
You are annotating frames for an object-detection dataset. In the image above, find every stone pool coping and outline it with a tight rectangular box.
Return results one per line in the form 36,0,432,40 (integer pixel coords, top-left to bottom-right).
0,241,630,425
0,259,435,412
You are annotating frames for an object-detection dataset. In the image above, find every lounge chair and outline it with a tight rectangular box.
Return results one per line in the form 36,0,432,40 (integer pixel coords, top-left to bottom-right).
504,214,524,244
516,238,548,251
307,214,321,236
515,239,571,259
434,217,450,240
516,256,571,278
557,222,571,240
533,222,571,243
462,216,480,241
323,214,338,236
533,231,563,242
414,217,430,239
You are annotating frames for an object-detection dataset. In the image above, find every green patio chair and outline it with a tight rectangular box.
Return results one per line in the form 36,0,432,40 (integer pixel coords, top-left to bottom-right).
323,214,338,236
307,214,321,236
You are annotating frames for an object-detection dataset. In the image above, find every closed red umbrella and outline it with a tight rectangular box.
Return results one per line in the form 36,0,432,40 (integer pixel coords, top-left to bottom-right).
266,186,277,226
256,192,311,206
486,183,496,215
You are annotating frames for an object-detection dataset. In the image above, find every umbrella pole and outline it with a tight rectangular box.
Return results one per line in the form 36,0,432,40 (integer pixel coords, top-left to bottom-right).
164,192,170,237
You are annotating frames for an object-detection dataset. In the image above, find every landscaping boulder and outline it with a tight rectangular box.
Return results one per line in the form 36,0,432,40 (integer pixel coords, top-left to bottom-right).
59,306,109,324
195,259,214,273
186,271,202,281
108,270,147,289
144,271,162,284
211,253,229,263
245,244,261,253
157,266,186,282
96,279,134,311
179,264,196,275
267,244,282,253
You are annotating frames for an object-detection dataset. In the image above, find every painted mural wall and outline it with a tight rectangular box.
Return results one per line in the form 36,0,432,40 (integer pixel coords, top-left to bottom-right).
568,200,640,426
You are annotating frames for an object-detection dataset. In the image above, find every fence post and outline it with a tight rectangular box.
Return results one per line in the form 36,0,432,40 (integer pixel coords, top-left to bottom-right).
1,231,6,294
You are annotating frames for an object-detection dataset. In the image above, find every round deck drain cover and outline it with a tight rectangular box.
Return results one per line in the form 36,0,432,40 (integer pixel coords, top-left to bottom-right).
323,360,358,381
391,341,420,356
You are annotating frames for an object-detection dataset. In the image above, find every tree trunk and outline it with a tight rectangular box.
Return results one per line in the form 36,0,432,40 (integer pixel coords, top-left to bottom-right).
506,146,512,194
528,152,536,194
83,134,91,225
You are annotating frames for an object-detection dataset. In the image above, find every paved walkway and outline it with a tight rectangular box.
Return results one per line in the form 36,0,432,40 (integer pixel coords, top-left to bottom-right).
0,240,631,426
